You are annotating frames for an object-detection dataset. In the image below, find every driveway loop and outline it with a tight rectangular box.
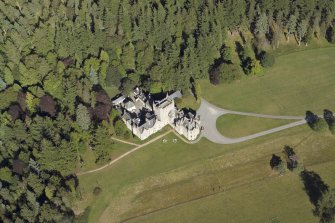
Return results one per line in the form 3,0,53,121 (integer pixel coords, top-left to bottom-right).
197,99,306,144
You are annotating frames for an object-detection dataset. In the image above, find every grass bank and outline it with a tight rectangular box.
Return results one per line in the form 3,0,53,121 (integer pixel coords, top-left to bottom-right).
216,114,295,138
201,47,335,116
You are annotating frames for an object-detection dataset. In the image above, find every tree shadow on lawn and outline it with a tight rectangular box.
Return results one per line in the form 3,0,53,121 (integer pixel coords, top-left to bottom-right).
300,170,329,207
323,109,335,126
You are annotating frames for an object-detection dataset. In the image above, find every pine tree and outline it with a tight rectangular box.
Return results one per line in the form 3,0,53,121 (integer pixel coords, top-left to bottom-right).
286,13,297,41
255,13,269,37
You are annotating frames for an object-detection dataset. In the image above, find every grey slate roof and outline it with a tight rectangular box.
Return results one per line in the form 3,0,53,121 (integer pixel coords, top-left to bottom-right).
167,91,182,100
124,100,135,109
112,95,126,105
122,111,132,121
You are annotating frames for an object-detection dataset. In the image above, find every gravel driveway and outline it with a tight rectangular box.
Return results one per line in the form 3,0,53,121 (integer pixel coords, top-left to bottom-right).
196,99,306,144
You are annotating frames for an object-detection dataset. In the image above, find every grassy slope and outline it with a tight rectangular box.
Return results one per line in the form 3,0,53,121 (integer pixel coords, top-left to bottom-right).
127,166,331,223
124,129,335,223
201,47,335,116
76,125,335,223
216,114,295,138
75,133,229,220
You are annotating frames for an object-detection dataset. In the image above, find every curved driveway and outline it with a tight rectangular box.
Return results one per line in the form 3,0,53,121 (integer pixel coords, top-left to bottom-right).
197,99,306,144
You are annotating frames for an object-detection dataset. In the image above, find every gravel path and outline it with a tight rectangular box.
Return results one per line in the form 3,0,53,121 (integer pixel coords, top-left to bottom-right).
197,99,306,144
111,137,140,146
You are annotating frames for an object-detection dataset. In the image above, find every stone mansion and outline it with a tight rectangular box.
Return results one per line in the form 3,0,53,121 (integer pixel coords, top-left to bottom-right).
112,88,201,141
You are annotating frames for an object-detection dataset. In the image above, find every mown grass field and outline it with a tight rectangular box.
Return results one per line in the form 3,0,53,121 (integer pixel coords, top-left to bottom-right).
76,124,335,223
126,162,334,223
201,47,335,116
216,114,295,138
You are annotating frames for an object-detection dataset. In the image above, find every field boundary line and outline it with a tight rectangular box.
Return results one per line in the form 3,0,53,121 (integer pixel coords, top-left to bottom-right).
111,137,140,146
120,174,278,223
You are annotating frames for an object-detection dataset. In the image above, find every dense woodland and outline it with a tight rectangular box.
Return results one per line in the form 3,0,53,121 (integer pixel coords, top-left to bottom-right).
1,0,335,222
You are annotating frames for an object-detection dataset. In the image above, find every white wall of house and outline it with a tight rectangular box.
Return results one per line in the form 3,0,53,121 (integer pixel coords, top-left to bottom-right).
174,123,200,141
153,100,175,124
132,120,165,140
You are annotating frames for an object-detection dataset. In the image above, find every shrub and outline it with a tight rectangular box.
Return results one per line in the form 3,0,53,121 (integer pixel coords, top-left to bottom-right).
220,63,243,83
95,149,109,164
270,154,285,175
209,67,220,85
276,161,286,175
293,162,305,173
260,52,275,68
311,119,328,132
93,187,102,196
114,119,128,137
326,27,335,43
270,154,282,169
248,59,263,75
210,63,243,85
110,109,120,123
306,111,328,132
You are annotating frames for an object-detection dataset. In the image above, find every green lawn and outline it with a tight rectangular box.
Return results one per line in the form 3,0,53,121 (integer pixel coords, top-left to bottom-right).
201,47,335,116
175,92,200,111
269,38,333,57
126,162,335,223
216,114,295,138
75,124,335,223
113,126,171,145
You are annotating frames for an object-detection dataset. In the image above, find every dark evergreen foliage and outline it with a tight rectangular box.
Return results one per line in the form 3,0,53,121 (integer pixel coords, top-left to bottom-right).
270,154,282,169
301,170,329,207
